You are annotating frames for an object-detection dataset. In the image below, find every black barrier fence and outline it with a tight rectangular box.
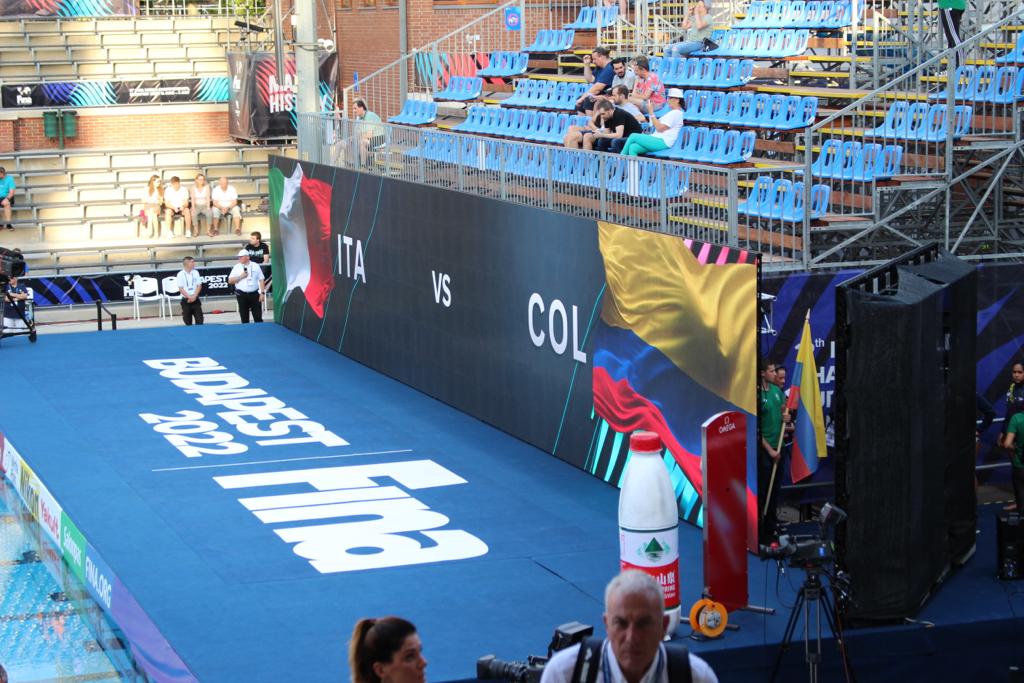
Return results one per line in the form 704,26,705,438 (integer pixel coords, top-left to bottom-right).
23,265,270,307
268,156,762,534
835,245,977,623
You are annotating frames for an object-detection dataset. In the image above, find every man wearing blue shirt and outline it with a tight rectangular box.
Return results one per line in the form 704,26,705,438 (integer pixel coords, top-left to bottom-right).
575,47,616,115
0,167,15,231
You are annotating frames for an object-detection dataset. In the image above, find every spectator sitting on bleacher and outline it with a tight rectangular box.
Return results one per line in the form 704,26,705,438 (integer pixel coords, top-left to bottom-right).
610,58,637,91
576,47,616,115
589,99,644,153
622,89,685,156
163,176,191,239
665,0,714,58
628,57,667,112
0,167,15,231
141,174,163,239
354,99,386,161
191,174,213,237
611,85,645,122
212,176,242,236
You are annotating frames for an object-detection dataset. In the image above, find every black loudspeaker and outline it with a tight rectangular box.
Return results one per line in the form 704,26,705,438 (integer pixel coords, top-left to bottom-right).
997,513,1023,581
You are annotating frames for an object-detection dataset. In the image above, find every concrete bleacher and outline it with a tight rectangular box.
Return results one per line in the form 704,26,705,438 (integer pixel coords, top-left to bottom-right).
0,16,236,81
0,143,295,275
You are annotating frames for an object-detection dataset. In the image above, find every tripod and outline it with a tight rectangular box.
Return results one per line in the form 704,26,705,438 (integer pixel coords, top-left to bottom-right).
769,566,855,683
0,284,37,343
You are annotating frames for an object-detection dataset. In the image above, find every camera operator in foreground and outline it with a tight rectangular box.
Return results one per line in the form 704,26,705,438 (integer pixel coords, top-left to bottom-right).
540,571,718,683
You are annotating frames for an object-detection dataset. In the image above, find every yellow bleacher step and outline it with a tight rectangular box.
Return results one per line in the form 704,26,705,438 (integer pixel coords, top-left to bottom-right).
791,70,850,79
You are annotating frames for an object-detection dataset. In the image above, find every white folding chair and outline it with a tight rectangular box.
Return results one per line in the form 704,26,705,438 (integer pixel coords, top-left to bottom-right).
132,276,164,319
161,276,180,318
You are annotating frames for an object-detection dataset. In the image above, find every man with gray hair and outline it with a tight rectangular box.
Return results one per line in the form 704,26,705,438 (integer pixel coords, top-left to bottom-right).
540,570,718,683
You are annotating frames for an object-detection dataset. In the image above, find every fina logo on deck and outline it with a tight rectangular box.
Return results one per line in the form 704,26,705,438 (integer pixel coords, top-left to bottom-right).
140,358,488,573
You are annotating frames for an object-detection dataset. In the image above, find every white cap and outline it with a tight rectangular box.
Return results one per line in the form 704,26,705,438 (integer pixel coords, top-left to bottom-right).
237,249,250,257
666,87,685,99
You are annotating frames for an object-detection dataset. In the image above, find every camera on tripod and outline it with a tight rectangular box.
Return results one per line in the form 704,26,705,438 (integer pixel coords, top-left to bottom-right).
0,247,26,286
476,622,593,683
759,501,847,568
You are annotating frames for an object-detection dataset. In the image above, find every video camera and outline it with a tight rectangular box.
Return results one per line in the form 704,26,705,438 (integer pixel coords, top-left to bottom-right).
0,247,26,287
760,502,847,568
477,622,593,683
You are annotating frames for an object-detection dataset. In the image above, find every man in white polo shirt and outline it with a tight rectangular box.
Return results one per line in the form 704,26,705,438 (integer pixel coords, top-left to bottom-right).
212,176,242,236
163,176,191,239
175,255,204,325
228,248,265,323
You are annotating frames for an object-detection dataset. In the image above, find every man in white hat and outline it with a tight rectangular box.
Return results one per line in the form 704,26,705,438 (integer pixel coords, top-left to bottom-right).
622,88,686,157
228,248,266,323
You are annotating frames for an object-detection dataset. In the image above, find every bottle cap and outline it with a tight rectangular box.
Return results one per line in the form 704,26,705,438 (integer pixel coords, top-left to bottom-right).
629,431,663,453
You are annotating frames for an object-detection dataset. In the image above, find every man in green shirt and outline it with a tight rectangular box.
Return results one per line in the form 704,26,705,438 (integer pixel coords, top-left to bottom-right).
1001,411,1024,513
354,99,385,161
938,0,966,71
759,361,788,542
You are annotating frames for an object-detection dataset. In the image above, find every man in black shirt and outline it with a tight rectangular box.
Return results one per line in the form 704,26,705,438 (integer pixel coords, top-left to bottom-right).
243,231,270,264
587,99,643,154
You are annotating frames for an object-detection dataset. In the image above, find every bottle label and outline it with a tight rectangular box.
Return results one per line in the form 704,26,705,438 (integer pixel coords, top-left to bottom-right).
619,528,680,609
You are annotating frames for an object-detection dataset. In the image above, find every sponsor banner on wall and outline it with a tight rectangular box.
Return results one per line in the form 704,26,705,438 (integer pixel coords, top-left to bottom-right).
0,0,136,17
762,263,1024,489
268,157,761,536
0,434,197,681
1,77,230,108
229,52,338,141
24,264,270,307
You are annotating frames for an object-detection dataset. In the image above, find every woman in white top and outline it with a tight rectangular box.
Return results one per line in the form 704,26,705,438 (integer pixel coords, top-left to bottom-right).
190,174,213,237
141,174,163,239
621,88,686,157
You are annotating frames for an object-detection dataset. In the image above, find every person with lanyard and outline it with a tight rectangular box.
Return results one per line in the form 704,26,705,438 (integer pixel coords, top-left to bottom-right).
540,570,718,683
175,256,204,326
228,248,265,323
998,361,1024,510
758,360,789,543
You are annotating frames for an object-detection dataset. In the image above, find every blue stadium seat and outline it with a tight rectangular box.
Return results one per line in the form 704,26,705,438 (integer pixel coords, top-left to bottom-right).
995,33,1024,64
733,0,769,28
740,177,830,221
976,66,1024,103
867,101,971,141
773,95,818,130
477,52,529,77
564,6,617,29
525,29,576,52
737,175,774,214
702,29,807,58
927,65,979,100
388,98,437,125
454,106,487,133
435,76,483,101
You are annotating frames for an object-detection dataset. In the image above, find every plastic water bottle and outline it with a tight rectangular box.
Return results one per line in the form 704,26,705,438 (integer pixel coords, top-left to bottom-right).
618,431,681,636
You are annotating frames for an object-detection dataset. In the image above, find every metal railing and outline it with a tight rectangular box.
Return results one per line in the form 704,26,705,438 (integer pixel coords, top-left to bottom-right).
342,0,597,121
799,5,1024,264
300,113,809,264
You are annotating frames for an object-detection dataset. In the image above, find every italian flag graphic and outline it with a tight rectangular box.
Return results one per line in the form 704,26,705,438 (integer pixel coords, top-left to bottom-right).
269,164,335,318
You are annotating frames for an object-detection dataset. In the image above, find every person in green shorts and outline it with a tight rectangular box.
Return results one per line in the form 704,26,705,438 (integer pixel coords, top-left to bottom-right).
1001,411,1024,513
938,0,966,72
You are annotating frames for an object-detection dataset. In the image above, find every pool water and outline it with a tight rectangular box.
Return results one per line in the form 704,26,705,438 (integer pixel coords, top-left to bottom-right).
0,479,145,682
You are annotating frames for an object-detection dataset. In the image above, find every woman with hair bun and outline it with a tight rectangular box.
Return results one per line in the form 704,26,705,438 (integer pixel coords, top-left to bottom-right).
349,617,427,683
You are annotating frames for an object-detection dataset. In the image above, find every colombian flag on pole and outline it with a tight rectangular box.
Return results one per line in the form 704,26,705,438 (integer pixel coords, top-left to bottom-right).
790,312,827,483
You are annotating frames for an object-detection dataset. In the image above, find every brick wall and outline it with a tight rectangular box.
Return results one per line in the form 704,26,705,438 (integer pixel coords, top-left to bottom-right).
0,111,231,152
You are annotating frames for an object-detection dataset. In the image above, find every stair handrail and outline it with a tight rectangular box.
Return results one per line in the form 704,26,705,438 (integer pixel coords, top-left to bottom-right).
808,5,1024,138
341,0,522,115
798,5,1024,267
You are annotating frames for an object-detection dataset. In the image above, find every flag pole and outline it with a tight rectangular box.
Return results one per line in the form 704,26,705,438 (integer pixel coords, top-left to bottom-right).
763,310,810,520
